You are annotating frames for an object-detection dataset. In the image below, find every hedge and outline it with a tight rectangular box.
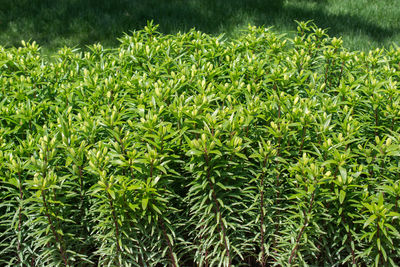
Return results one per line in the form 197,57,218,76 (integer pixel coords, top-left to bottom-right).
1,21,400,266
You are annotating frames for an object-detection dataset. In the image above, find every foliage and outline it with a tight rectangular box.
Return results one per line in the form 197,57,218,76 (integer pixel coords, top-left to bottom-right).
0,22,400,266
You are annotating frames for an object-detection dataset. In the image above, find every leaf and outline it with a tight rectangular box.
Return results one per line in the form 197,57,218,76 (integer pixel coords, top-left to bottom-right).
216,182,227,190
128,203,139,211
107,189,115,200
156,165,167,174
209,150,222,156
363,214,377,228
235,152,247,160
186,149,202,156
377,237,381,251
65,157,73,167
378,193,384,207
151,203,162,214
142,197,149,210
112,159,126,167
339,166,347,184
128,184,141,191
339,190,346,204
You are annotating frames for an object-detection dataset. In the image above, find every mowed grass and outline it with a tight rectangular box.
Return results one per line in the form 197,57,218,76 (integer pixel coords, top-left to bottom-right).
0,0,399,54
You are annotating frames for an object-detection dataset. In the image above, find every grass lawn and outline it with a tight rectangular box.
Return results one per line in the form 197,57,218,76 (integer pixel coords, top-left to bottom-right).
1,0,399,54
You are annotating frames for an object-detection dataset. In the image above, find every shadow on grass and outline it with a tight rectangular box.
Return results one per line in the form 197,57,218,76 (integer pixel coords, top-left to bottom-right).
0,0,398,51
280,5,396,43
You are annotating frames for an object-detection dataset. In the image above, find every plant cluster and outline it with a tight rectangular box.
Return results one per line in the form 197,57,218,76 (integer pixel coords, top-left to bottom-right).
1,22,400,266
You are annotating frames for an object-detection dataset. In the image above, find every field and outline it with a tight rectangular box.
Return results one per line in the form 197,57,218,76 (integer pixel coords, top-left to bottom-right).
1,0,400,54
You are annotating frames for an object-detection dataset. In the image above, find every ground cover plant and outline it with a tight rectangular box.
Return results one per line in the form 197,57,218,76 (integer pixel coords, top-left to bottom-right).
0,22,400,266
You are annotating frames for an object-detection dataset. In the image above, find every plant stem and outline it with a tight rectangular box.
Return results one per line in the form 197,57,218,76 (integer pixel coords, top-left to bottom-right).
288,190,315,265
148,159,176,267
204,150,231,267
199,218,209,267
260,157,268,267
336,61,345,87
324,59,330,91
376,222,383,265
340,214,356,265
106,190,121,259
274,83,281,119
42,190,69,266
375,107,379,137
299,125,307,154
160,217,177,267
17,172,23,263
272,138,282,255
78,165,87,230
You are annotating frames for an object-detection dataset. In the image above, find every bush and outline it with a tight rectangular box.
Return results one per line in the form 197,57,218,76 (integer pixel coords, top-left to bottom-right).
0,21,399,266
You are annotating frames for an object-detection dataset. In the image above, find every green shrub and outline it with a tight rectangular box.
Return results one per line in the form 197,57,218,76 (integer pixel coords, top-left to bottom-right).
1,21,399,266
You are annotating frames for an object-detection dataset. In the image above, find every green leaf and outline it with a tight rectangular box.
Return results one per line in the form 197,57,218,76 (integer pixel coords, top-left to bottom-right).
142,197,149,210
128,203,138,211
378,193,384,207
375,253,380,267
151,203,162,214
107,189,115,200
339,189,346,204
339,166,347,184
364,214,377,228
216,182,227,190
65,157,73,167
